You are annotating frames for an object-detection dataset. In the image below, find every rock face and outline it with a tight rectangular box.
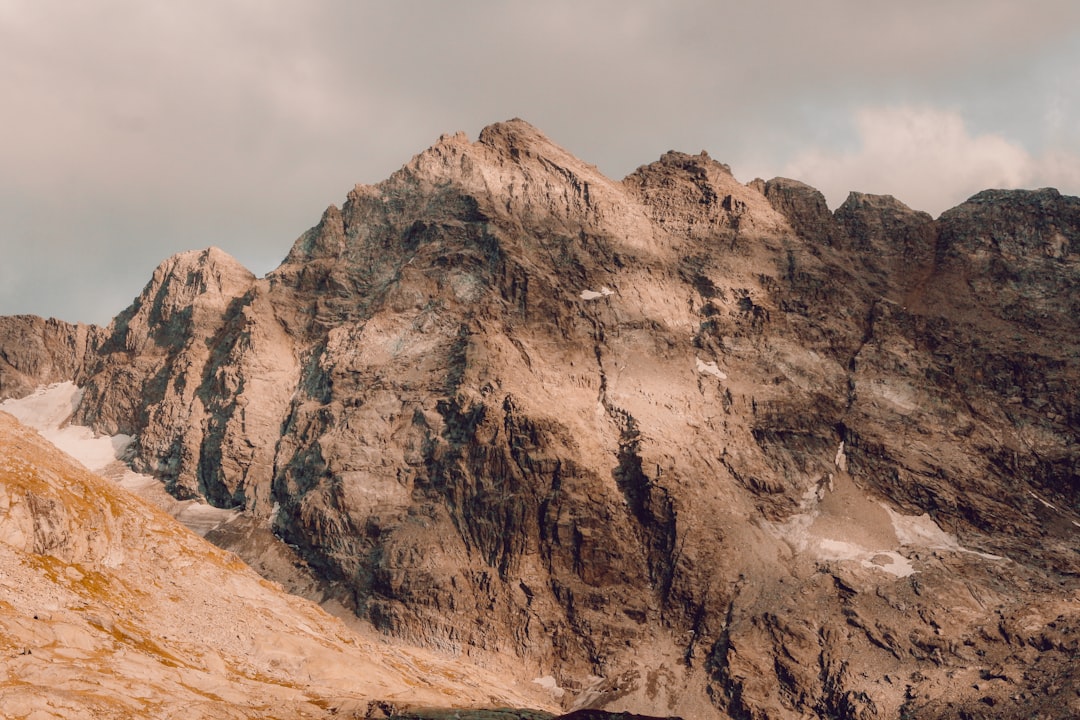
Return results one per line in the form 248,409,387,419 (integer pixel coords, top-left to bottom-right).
2,119,1079,719
0,411,552,719
0,315,100,400
73,247,299,511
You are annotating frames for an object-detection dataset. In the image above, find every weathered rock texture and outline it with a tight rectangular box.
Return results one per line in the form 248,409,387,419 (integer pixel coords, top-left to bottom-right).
2,119,1079,719
0,316,100,400
0,411,552,719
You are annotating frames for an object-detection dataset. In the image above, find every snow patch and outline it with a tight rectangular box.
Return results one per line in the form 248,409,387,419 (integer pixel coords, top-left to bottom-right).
861,552,915,578
833,441,847,472
1,382,82,432
580,286,614,300
1,383,121,473
883,506,960,550
695,358,727,380
866,380,920,414
764,463,1003,577
798,538,916,578
1,382,238,536
1028,490,1058,511
175,500,238,537
817,538,865,560
532,675,565,699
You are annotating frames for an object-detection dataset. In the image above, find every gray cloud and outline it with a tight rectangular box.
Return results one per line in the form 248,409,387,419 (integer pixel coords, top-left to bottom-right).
2,0,1078,322
781,106,1075,215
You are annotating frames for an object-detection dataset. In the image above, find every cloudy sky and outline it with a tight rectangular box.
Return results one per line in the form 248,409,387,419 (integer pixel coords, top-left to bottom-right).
2,1,1079,323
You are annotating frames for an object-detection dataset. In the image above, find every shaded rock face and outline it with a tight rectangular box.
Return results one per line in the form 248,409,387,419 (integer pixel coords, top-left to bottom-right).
73,247,297,509
3,119,1079,719
0,412,554,719
0,316,100,399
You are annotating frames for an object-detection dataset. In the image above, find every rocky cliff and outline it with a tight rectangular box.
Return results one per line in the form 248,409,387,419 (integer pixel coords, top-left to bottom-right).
0,410,555,719
2,119,1078,719
0,316,100,400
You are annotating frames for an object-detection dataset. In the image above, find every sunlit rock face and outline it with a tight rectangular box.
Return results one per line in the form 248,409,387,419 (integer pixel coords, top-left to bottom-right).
2,119,1079,719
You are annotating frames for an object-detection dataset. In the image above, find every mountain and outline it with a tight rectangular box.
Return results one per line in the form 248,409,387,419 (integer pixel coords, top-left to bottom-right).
2,119,1079,719
0,408,556,718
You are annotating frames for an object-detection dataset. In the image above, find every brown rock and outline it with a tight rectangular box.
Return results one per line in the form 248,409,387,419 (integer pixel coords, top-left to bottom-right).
0,412,553,719
2,119,1079,719
0,315,100,399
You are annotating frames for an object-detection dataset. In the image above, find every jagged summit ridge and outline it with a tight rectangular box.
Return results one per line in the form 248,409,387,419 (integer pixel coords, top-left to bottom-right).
1,119,1078,719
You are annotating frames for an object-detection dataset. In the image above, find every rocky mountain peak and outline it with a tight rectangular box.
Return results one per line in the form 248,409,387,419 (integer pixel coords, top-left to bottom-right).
961,185,1064,206
397,117,608,189
2,120,1079,719
477,116,559,155
623,149,789,239
415,117,631,224
283,204,346,264
929,186,1080,341
833,190,936,263
155,245,254,285
99,246,255,358
939,186,1078,259
754,176,838,246
836,190,932,232
135,246,254,316
656,148,732,174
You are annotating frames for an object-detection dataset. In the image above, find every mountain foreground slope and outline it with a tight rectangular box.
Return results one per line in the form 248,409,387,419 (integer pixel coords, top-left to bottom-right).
0,407,561,718
2,119,1079,719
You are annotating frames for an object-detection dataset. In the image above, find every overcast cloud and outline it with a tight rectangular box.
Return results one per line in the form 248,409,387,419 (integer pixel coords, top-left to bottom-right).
2,0,1079,323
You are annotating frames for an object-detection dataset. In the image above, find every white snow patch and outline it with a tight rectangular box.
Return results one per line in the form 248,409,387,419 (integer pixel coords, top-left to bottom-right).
772,518,916,577
816,538,865,561
883,506,961,550
881,504,1003,560
49,428,130,473
695,358,727,380
2,382,238,536
175,501,238,537
769,509,817,553
1028,490,1058,511
111,467,239,538
580,286,614,300
833,441,847,472
764,467,1005,577
881,504,1003,559
532,675,565,699
1073,521,1080,529
1,381,82,428
861,551,915,578
866,380,920,414
1,383,122,472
